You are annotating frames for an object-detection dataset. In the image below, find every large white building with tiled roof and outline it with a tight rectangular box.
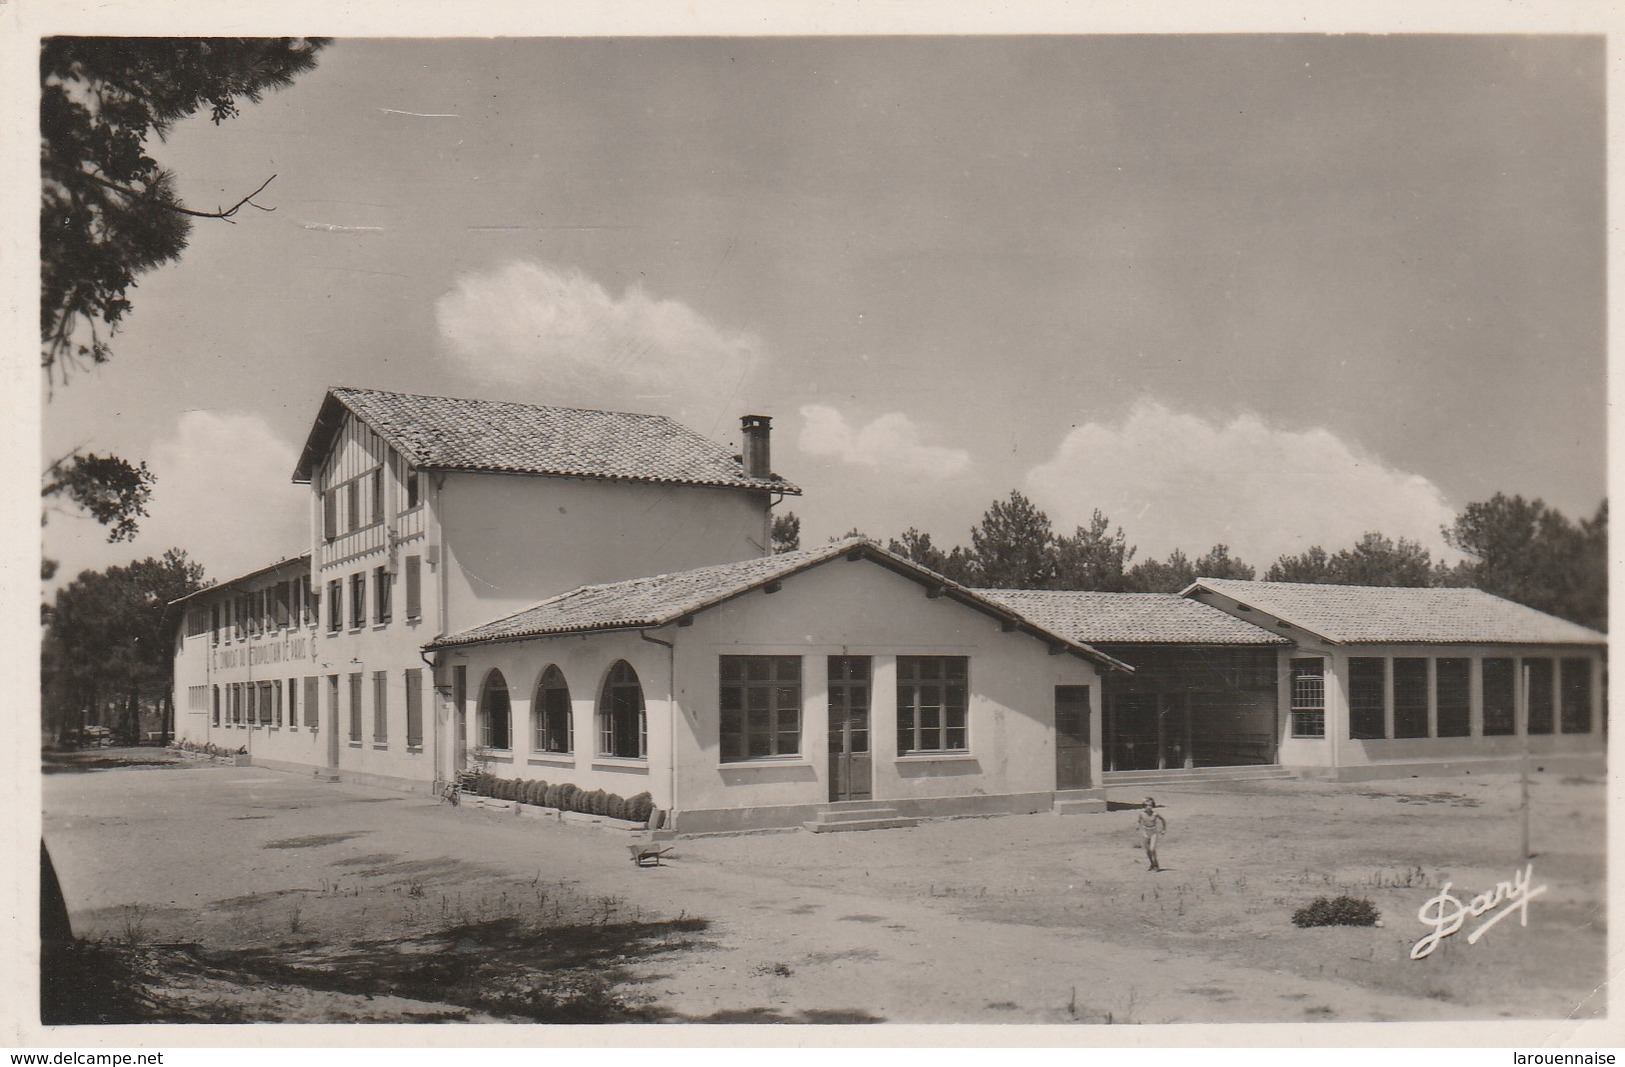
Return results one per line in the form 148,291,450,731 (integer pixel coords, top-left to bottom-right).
172,387,1605,830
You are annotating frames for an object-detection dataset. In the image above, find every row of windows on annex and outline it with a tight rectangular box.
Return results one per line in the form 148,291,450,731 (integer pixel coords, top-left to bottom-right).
321,455,420,541
1288,655,1597,740
466,655,971,764
211,669,427,750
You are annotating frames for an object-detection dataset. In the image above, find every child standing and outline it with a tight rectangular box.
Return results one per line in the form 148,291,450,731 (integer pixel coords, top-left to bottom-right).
1137,797,1167,872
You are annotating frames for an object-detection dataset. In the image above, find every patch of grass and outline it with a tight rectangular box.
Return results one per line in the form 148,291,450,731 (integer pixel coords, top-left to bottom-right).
1292,895,1380,928
751,961,794,978
41,939,153,1024
264,832,368,850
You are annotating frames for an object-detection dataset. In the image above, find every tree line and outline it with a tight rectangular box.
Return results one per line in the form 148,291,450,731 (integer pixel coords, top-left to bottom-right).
771,489,1607,631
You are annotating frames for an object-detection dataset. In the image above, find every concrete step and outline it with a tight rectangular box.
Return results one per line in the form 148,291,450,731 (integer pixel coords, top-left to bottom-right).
1054,797,1106,815
803,816,918,833
1104,767,1295,789
815,806,903,823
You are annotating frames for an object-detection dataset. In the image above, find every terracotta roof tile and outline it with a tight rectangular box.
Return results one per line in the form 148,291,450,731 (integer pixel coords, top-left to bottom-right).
428,540,1132,671
304,387,798,493
1188,579,1607,646
976,589,1288,645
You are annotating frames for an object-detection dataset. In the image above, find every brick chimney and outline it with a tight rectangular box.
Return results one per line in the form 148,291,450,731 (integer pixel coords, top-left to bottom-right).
740,415,772,479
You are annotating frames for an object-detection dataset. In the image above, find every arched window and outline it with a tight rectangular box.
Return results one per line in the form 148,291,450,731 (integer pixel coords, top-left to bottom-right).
533,666,572,754
479,669,512,750
598,661,646,759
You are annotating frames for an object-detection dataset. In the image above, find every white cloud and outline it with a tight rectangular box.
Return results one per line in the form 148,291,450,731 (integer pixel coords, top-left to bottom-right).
435,260,762,423
797,404,971,480
45,411,309,587
1024,399,1459,569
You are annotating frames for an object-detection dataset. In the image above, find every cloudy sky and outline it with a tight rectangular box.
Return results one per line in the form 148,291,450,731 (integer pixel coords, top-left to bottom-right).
35,33,1605,588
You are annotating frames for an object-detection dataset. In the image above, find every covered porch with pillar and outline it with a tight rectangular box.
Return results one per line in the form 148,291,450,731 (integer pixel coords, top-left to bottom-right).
1099,645,1282,771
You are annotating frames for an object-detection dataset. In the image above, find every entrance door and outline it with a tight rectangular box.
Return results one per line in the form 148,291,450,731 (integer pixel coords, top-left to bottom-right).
828,656,872,801
1055,685,1091,789
325,675,340,771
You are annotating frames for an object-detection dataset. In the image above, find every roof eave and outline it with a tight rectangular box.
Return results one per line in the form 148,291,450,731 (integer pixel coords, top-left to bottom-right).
417,464,802,495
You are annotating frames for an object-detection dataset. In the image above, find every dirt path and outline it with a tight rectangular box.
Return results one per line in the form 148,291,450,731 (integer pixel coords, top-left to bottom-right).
41,750,1606,1025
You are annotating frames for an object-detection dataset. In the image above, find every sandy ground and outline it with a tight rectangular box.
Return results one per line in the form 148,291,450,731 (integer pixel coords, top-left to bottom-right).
41,748,1607,1026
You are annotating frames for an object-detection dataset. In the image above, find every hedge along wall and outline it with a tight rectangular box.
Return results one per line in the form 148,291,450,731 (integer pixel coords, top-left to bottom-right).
467,773,655,824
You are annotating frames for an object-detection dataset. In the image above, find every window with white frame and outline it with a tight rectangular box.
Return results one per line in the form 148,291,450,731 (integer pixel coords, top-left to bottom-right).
1289,658,1325,738
896,656,968,754
598,661,646,759
719,656,801,761
533,666,572,754
479,669,513,750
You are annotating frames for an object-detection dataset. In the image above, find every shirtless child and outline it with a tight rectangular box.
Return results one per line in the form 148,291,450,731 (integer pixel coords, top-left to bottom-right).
1137,797,1167,872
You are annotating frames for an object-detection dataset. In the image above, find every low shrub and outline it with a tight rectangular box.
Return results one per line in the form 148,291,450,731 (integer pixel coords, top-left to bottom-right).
606,795,627,821
626,792,655,824
1292,895,1380,928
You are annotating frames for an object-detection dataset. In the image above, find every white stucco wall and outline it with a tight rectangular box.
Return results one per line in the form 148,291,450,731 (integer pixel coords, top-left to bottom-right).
439,556,1107,830
436,473,773,632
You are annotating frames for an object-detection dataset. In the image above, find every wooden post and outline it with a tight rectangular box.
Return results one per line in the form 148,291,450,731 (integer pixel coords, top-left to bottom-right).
1521,661,1532,860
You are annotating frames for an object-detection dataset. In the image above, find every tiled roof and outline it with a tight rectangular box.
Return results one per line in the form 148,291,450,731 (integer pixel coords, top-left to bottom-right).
975,590,1289,645
428,539,1132,671
1186,579,1607,646
293,387,799,494
169,552,312,606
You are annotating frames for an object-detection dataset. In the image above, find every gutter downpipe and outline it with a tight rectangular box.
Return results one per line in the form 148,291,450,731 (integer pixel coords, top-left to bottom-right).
640,629,677,828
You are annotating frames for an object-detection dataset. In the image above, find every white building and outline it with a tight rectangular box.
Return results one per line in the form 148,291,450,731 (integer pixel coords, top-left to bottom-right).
172,387,1606,831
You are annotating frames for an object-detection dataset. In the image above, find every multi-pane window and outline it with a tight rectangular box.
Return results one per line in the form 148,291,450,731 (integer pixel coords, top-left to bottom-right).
896,656,968,753
374,566,393,624
405,556,422,620
598,661,647,759
719,656,802,762
1289,658,1325,738
533,666,572,754
1435,658,1471,737
373,671,389,743
405,668,423,749
1561,658,1592,734
350,572,366,629
1348,657,1386,740
480,670,512,749
327,579,342,633
1393,658,1430,738
1526,658,1554,734
1482,658,1516,736
349,672,363,742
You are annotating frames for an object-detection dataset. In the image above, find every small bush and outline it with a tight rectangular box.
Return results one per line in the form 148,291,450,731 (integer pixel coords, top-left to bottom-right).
1292,895,1380,928
607,795,627,820
626,792,655,824
591,789,610,816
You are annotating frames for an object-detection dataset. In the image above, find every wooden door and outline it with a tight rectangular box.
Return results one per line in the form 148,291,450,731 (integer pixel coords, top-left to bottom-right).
828,656,872,801
1055,685,1091,789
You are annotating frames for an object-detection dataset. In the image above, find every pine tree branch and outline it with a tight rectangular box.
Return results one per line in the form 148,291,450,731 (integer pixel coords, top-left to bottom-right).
79,170,278,221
